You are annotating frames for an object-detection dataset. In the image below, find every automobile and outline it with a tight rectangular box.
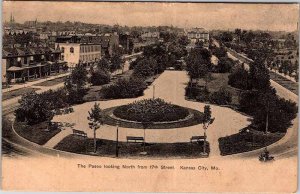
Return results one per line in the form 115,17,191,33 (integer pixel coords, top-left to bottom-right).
166,67,175,70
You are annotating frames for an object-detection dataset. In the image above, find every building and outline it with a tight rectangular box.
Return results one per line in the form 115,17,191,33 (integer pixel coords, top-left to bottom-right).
100,33,119,56
141,31,160,42
56,43,101,68
2,46,66,83
187,28,209,44
119,32,134,54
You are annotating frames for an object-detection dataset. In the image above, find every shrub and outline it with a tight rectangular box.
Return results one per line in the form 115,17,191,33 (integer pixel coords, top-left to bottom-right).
113,98,189,122
101,77,147,99
209,87,232,105
90,70,110,86
185,84,210,102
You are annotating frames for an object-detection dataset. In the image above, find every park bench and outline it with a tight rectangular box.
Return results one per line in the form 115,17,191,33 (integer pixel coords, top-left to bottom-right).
190,136,206,143
127,136,144,143
73,129,87,137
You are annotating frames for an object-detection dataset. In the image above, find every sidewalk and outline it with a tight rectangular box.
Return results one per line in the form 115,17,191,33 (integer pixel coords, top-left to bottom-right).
3,71,70,93
43,127,73,148
269,68,297,83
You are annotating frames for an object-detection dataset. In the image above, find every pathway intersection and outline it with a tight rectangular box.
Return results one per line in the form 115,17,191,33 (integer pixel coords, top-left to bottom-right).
51,70,251,157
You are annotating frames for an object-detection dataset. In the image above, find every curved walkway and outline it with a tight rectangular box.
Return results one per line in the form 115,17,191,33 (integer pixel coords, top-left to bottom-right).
52,70,251,157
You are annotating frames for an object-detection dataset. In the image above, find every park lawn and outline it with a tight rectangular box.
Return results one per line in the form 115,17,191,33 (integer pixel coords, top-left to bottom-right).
14,121,61,145
197,73,240,106
54,134,210,158
218,129,284,156
34,76,66,87
2,87,40,101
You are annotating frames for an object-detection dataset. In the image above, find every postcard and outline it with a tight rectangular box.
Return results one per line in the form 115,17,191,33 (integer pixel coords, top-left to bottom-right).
1,1,299,192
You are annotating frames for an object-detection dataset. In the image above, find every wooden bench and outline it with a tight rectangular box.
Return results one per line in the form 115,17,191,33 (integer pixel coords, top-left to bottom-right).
73,129,87,137
127,136,144,143
190,136,206,143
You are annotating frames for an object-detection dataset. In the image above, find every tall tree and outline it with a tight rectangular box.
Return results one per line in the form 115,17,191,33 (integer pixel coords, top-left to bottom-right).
64,64,88,104
15,91,54,125
110,54,123,73
186,48,212,88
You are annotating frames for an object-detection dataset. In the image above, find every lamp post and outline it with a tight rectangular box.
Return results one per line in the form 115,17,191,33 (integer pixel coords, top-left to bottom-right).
115,122,119,157
140,122,150,155
153,84,155,99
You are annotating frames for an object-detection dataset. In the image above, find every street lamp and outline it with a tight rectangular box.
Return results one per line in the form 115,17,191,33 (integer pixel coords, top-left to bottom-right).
140,121,150,155
115,122,119,157
153,84,155,99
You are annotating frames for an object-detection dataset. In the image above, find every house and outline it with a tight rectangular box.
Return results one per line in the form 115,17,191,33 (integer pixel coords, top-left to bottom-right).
2,46,66,83
141,31,160,42
187,28,209,44
119,32,134,54
56,43,101,68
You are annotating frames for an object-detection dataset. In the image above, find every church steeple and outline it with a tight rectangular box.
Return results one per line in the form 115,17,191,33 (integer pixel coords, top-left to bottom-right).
9,12,15,29
10,12,13,23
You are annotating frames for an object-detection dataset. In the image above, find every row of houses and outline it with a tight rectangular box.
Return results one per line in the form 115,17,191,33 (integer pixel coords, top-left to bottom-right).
2,46,67,83
2,26,210,84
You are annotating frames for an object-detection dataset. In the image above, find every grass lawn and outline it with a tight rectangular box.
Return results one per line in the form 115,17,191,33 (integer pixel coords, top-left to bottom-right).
197,73,241,106
2,87,40,101
218,129,284,155
54,134,210,158
33,76,66,87
14,121,61,145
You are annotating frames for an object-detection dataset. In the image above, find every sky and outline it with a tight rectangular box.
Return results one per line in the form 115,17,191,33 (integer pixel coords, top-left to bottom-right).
2,1,299,32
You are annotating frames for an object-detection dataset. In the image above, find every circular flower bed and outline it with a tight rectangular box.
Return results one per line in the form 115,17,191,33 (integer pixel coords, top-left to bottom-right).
113,98,189,122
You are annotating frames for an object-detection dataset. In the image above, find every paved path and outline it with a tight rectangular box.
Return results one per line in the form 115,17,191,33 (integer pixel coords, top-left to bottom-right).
269,68,297,83
52,71,250,157
43,128,73,148
3,71,70,93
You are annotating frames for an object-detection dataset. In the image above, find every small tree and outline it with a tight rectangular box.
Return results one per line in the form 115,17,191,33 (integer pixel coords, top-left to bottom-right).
202,105,215,155
87,103,104,153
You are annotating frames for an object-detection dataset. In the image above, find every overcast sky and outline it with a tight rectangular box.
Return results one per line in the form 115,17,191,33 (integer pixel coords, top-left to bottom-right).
2,1,299,31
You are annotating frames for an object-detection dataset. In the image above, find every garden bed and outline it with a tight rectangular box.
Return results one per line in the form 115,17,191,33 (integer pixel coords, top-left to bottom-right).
14,121,61,145
103,106,203,129
54,135,210,158
113,98,189,122
218,129,284,156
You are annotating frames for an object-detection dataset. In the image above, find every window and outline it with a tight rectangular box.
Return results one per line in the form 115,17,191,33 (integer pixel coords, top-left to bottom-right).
61,47,65,53
70,47,74,53
24,57,28,64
